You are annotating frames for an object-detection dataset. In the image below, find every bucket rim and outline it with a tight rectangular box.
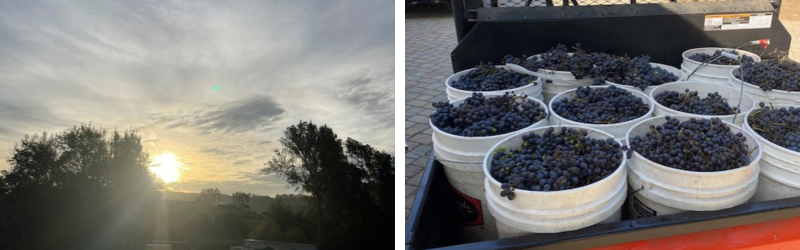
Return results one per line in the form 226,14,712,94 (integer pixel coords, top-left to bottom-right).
445,66,539,93
729,66,800,94
624,115,763,176
681,47,762,67
525,53,584,77
743,105,800,157
649,81,756,121
430,94,549,140
605,63,685,90
548,85,655,128
482,125,628,196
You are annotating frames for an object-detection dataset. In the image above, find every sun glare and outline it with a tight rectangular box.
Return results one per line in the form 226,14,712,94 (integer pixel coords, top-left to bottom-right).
149,153,183,183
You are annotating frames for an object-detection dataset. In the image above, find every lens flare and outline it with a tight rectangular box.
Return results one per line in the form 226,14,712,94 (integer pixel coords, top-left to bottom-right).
149,153,182,183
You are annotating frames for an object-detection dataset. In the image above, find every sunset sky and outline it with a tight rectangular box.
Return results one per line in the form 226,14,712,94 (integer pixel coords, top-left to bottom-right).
0,0,394,196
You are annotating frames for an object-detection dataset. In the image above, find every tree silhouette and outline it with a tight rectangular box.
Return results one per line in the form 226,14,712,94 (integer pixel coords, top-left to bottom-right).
0,124,161,250
266,198,294,232
197,188,223,207
232,191,251,209
344,138,395,246
262,121,393,249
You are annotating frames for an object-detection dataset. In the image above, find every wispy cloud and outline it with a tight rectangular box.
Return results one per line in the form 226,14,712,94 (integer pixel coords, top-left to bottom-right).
232,160,253,166
150,96,285,134
330,68,395,130
0,0,394,196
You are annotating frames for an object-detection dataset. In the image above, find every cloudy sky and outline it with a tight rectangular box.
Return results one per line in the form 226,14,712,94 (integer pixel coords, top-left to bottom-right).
0,0,394,196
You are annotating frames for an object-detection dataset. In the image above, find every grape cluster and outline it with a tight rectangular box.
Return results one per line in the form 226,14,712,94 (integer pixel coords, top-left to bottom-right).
502,43,681,90
552,86,650,124
688,49,754,66
629,117,750,172
590,54,630,85
503,45,678,89
592,55,679,90
430,93,547,137
503,44,603,79
747,103,800,152
450,63,537,91
738,56,800,91
654,89,739,115
490,127,624,197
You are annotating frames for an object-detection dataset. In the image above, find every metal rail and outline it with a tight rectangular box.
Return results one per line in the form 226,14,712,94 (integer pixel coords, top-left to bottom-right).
449,0,789,72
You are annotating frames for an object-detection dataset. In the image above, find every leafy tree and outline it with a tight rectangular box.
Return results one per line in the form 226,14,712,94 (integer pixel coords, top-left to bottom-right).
345,138,394,212
249,198,311,245
197,188,223,207
261,121,393,249
266,198,294,232
171,203,211,238
165,200,262,250
344,138,395,246
0,124,161,250
232,191,252,209
263,122,345,247
211,209,248,240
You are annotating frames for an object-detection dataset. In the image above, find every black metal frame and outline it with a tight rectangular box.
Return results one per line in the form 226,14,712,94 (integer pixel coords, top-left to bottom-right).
458,0,782,10
405,154,800,250
449,0,790,72
408,0,452,5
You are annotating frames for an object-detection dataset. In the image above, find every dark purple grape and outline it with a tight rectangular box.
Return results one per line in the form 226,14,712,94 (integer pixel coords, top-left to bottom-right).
748,104,800,152
654,89,739,115
629,117,750,172
490,127,624,196
738,56,800,92
592,55,679,90
430,93,547,137
503,45,679,90
688,49,754,66
503,44,600,79
552,86,649,124
450,63,537,91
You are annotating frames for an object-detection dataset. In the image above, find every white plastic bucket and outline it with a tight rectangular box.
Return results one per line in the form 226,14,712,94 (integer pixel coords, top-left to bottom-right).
525,54,594,104
541,78,593,105
681,48,761,85
649,81,756,126
445,66,543,102
606,63,685,96
625,116,762,218
483,125,627,238
728,68,800,106
681,69,731,86
742,106,800,202
431,94,549,241
549,86,654,144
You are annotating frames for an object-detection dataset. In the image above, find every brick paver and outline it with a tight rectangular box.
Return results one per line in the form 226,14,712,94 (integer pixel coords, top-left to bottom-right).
782,20,800,60
404,2,800,222
404,3,457,221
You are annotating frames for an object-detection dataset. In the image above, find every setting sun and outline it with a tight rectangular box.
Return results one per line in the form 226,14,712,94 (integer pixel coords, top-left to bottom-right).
149,153,183,183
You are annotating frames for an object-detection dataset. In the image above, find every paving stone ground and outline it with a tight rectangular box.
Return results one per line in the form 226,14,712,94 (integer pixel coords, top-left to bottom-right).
404,3,800,222
404,3,456,220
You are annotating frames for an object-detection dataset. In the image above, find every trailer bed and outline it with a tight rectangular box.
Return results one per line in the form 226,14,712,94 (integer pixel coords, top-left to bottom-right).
405,153,800,250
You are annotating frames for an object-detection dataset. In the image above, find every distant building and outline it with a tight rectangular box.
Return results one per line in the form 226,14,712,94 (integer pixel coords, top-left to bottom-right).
229,239,319,250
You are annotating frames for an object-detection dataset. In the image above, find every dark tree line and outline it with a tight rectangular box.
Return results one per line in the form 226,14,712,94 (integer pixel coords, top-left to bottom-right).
231,191,252,209
0,125,161,249
0,121,393,250
196,187,223,207
263,121,394,249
